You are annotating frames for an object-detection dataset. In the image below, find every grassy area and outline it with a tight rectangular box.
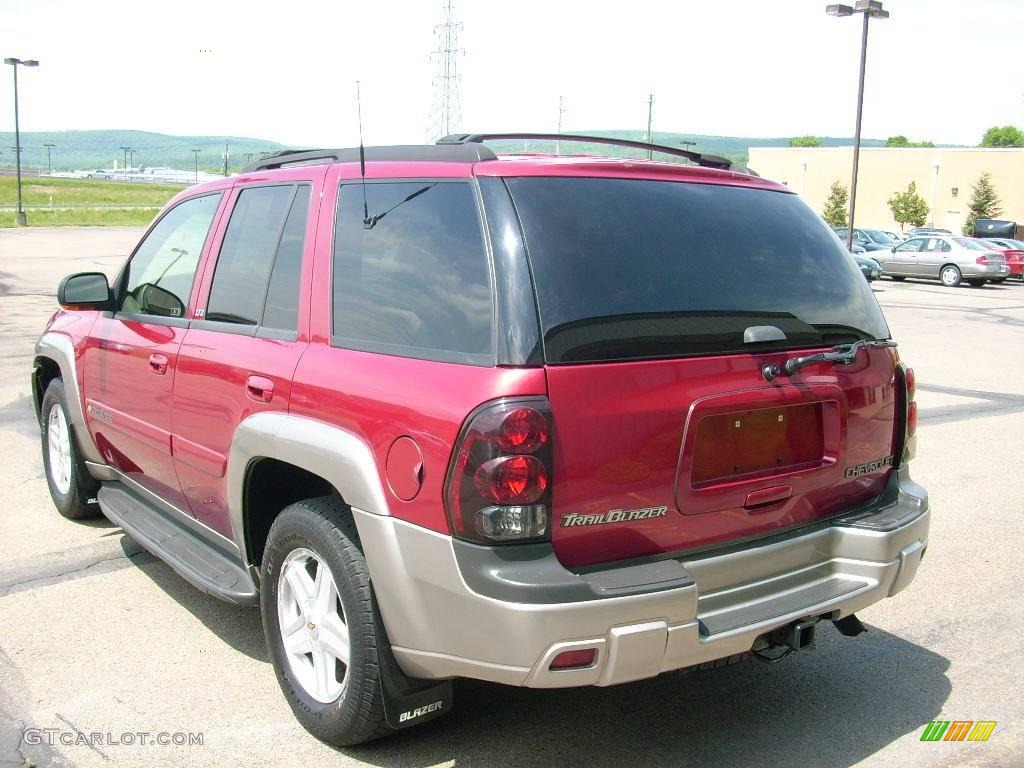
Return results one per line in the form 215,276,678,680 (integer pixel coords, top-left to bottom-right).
0,175,182,207
0,176,179,227
0,207,159,228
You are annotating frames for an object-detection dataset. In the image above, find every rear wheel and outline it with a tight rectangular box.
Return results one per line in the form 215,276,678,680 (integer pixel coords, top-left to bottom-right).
967,279,986,288
940,265,962,287
40,379,100,520
889,275,906,282
261,496,392,746
990,277,1007,285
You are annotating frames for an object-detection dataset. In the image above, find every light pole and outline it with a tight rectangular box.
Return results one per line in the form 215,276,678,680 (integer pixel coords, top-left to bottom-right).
119,145,130,180
826,1,889,251
192,149,201,183
4,57,40,226
128,148,135,178
43,142,54,175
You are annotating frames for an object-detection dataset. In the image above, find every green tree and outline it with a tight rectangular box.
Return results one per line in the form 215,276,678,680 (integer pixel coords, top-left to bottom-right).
886,135,935,148
962,172,1003,235
887,182,929,230
789,135,823,147
980,125,1024,147
822,181,849,228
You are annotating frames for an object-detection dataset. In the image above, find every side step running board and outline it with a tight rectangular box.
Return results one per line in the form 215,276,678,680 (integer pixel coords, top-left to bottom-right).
97,484,258,606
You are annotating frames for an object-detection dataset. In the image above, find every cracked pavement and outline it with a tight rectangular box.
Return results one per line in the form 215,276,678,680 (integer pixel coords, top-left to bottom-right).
0,228,1022,767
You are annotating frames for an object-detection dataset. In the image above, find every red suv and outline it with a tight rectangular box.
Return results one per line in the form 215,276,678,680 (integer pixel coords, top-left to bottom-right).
33,134,928,745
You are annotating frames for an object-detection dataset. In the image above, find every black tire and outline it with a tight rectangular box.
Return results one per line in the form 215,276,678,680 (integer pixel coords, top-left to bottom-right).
967,279,986,288
889,275,906,282
261,496,392,746
40,379,100,520
990,278,1007,285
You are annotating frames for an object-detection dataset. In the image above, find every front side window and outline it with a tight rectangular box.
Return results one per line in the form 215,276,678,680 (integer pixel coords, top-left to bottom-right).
206,185,310,329
331,181,493,363
121,193,222,317
896,239,924,252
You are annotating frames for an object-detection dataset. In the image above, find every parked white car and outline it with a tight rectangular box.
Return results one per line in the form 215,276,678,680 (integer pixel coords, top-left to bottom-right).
878,235,1010,287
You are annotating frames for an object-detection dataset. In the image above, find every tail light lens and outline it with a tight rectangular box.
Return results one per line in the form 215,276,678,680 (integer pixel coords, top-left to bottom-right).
445,398,552,544
976,255,990,265
899,364,917,464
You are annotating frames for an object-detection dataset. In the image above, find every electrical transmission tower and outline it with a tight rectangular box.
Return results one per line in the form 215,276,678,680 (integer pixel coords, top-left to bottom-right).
427,0,464,142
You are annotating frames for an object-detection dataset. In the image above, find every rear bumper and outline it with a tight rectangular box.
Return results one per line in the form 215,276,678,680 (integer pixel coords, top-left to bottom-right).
356,467,928,688
963,263,1010,278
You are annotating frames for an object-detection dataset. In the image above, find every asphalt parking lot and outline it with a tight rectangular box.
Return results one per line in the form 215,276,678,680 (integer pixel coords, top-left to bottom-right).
1,227,1022,768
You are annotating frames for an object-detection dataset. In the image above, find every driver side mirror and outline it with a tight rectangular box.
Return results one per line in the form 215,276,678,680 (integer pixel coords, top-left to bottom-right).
57,272,112,310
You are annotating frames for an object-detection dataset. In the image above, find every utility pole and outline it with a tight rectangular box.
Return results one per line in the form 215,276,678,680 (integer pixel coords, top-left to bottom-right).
222,139,229,177
556,95,566,155
119,146,129,179
5,57,39,226
43,142,55,175
428,0,464,141
192,149,201,183
645,92,654,160
245,152,253,165
128,148,135,179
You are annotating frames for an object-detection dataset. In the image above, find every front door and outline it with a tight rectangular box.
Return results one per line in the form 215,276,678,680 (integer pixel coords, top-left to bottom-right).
172,177,318,535
83,192,225,508
888,238,924,276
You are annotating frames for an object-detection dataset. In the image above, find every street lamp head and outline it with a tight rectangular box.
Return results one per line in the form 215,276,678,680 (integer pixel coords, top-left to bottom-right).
23,60,40,67
854,0,888,17
825,4,854,16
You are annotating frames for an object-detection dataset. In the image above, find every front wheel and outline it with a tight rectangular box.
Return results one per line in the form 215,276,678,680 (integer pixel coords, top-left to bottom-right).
889,275,906,282
261,497,392,746
940,265,962,287
40,379,100,519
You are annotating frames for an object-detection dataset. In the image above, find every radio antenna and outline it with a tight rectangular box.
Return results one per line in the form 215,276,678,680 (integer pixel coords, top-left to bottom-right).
356,80,370,228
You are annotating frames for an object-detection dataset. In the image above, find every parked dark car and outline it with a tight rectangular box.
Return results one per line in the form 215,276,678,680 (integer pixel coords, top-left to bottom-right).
834,227,900,252
853,253,881,280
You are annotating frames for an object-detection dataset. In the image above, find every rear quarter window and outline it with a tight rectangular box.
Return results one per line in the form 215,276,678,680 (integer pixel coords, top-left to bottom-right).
331,181,493,365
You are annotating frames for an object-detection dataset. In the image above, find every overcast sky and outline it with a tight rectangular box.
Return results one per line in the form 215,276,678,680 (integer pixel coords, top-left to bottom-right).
1,0,1021,147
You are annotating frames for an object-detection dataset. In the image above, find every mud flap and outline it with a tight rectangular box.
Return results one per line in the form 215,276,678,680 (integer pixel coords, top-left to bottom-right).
373,603,454,730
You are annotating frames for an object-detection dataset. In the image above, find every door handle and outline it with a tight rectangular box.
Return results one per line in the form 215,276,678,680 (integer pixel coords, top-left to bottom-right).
246,375,274,403
148,353,169,375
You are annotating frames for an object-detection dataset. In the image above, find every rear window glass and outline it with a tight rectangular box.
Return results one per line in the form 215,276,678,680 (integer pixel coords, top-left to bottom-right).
332,181,493,364
505,177,890,364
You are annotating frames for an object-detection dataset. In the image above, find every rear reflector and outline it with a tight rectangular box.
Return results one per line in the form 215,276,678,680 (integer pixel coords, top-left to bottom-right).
550,648,596,670
907,400,918,437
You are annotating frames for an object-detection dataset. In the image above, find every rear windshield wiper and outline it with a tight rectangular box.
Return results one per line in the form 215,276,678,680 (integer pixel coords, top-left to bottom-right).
763,339,897,380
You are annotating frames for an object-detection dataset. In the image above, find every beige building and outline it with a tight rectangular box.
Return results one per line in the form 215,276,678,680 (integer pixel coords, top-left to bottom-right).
748,147,1024,235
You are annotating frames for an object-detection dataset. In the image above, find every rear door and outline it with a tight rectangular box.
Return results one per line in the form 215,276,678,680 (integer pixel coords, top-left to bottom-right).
887,238,923,275
83,192,225,508
504,176,899,568
171,172,320,534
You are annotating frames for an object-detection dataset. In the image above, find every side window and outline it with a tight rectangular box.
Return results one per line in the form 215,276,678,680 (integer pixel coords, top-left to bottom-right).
936,240,952,252
854,231,868,243
331,181,493,363
121,193,222,317
921,238,937,252
206,185,310,330
897,239,922,252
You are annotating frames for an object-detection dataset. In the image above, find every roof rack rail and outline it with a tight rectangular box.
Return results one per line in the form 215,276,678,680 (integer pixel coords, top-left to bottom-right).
239,143,498,174
437,132,740,171
243,149,342,172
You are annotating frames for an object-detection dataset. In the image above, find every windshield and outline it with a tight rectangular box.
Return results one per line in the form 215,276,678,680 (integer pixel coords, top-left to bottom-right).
864,229,898,245
506,177,890,364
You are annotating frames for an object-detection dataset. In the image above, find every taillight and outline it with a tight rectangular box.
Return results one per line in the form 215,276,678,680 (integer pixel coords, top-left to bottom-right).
900,364,917,463
445,398,552,544
976,255,990,265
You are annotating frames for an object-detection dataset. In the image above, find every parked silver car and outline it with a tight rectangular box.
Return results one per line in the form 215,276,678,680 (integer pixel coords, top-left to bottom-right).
878,235,1010,287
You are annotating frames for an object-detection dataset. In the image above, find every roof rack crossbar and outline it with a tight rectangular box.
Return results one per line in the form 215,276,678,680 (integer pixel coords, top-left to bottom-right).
437,132,736,170
242,149,343,172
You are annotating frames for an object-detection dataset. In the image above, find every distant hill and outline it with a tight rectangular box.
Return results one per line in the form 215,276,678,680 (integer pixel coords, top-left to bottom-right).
0,130,286,174
0,128,957,173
